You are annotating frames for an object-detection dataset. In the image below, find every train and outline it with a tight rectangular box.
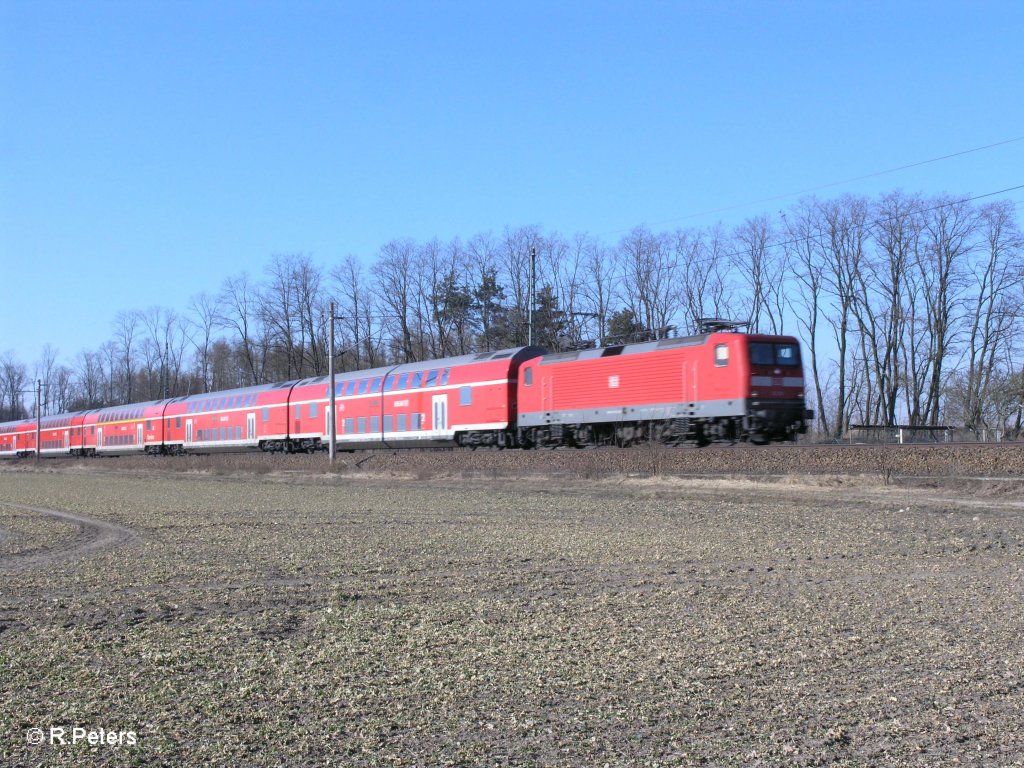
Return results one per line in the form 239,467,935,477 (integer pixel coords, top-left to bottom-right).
0,330,811,459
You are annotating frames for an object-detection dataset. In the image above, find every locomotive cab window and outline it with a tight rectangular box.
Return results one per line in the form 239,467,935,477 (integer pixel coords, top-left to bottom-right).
524,367,533,386
750,342,801,366
459,386,473,406
714,345,729,367
776,344,799,365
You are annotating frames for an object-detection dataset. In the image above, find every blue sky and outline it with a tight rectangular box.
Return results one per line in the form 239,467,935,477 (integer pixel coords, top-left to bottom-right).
2,0,1022,370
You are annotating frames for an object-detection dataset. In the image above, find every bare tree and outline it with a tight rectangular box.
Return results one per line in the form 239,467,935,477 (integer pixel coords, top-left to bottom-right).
578,234,615,345
219,272,265,384
330,254,381,370
52,365,75,413
860,191,923,426
34,344,59,416
784,200,828,434
917,197,978,425
1,351,29,420
374,239,418,362
732,215,785,334
816,197,867,437
677,225,734,335
465,232,507,351
188,292,220,393
112,310,140,403
616,226,680,338
960,200,1023,430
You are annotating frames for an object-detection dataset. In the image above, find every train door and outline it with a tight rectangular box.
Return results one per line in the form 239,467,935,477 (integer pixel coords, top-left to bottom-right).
97,427,103,449
432,394,448,437
64,430,70,449
541,377,553,412
185,419,193,445
137,423,144,447
247,413,256,441
682,361,698,402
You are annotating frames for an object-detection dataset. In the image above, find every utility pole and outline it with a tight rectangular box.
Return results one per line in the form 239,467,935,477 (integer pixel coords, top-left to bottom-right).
327,301,348,465
329,301,337,464
35,379,41,462
528,246,536,346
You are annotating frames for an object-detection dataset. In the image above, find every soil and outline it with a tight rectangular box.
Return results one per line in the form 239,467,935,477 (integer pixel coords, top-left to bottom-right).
1,456,1022,766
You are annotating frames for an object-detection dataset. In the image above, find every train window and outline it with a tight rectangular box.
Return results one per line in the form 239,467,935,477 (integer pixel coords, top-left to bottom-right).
357,416,367,433
440,368,451,385
412,413,422,430
295,405,301,420
383,415,393,433
715,345,729,367
343,418,353,434
460,386,472,406
370,416,379,433
776,344,800,365
397,414,407,432
146,420,153,431
358,380,368,395
309,402,317,418
345,381,355,396
261,408,270,422
396,373,409,390
524,367,533,386
383,375,396,392
370,378,381,394
412,371,424,388
176,417,181,429
749,343,774,366
91,426,95,435
425,370,438,387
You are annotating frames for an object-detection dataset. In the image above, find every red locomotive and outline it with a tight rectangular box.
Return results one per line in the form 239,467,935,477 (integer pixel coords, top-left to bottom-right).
516,332,807,447
0,331,810,459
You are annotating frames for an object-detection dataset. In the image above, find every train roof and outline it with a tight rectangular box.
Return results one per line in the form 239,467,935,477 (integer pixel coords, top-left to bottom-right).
289,346,545,387
172,382,282,402
537,334,711,365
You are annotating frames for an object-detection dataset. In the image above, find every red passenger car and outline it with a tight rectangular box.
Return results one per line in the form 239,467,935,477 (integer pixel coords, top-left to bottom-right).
163,383,289,453
516,332,808,447
0,419,33,458
78,400,167,456
290,346,544,452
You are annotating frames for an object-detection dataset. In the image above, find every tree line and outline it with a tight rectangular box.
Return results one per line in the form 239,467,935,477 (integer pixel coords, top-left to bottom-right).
2,189,1022,438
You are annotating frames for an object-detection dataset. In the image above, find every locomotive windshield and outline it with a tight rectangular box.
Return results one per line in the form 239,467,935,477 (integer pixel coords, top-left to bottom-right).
749,342,801,366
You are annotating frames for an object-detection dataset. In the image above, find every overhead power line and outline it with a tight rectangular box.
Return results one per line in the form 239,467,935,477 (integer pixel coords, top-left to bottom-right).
632,135,1024,231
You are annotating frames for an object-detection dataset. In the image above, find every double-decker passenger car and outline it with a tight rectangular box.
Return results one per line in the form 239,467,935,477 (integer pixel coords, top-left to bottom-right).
290,346,544,452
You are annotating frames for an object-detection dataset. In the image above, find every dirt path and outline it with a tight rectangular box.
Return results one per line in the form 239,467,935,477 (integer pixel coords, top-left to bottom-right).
0,501,134,571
